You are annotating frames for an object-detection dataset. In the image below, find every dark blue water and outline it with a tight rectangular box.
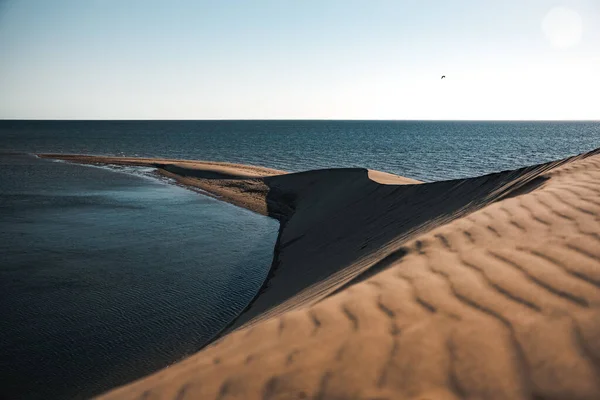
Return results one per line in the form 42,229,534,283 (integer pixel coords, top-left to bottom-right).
1,120,599,182
0,154,278,399
0,120,599,399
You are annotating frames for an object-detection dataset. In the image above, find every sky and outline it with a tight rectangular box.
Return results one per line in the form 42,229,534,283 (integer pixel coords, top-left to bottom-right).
0,0,599,120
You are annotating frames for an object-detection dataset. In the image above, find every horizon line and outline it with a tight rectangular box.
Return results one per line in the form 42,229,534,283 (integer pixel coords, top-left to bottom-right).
1,118,600,123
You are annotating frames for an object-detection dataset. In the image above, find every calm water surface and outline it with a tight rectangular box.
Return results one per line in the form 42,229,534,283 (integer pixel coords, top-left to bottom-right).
2,120,599,181
0,154,278,399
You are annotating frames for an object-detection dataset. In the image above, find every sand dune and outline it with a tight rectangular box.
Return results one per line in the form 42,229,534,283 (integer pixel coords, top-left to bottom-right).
41,150,600,399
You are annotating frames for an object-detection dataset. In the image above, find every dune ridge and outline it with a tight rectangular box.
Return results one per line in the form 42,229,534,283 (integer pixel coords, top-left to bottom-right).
41,149,600,399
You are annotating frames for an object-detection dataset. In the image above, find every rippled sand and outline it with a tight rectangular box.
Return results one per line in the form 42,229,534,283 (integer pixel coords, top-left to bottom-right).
42,148,600,399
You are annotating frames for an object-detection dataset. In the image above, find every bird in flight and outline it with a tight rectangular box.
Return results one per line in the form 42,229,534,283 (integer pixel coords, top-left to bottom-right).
441,75,446,79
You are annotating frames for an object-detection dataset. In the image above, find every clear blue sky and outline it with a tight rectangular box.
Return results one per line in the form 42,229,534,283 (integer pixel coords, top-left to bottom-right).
0,0,599,120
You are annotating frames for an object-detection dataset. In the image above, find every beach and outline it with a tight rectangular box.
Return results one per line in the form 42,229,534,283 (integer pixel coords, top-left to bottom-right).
40,148,600,400
3,0,600,397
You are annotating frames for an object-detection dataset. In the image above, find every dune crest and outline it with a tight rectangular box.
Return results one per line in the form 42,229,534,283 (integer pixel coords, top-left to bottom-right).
367,169,421,185
42,149,600,399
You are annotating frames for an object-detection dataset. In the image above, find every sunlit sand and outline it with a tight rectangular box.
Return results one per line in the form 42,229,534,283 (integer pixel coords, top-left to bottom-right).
41,148,600,400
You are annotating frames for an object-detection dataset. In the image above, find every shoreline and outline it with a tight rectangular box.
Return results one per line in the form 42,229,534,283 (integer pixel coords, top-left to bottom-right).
39,149,600,399
36,153,292,346
35,151,591,334
37,154,422,335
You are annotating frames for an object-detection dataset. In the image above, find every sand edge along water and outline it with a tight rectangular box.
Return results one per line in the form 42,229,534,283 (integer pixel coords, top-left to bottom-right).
40,149,600,400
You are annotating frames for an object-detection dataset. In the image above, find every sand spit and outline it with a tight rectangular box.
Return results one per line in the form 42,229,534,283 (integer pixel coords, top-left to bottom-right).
38,154,286,215
42,150,600,399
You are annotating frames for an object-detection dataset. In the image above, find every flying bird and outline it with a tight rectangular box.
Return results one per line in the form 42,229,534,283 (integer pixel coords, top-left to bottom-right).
441,75,446,79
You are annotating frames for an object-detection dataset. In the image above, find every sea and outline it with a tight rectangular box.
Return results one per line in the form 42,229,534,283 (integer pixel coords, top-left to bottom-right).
1,120,599,399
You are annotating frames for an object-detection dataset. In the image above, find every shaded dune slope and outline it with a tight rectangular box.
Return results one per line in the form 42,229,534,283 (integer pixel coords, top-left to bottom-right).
43,149,600,399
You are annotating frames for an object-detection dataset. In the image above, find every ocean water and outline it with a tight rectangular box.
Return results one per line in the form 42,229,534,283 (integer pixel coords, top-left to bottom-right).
1,120,600,182
0,120,599,399
0,154,278,399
